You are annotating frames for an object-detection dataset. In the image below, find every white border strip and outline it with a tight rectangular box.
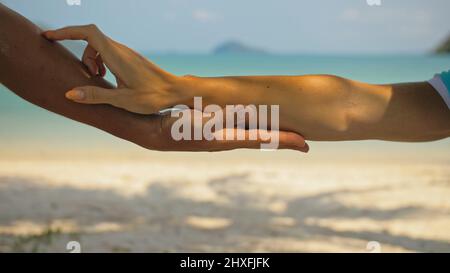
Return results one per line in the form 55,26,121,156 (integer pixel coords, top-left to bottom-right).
428,75,450,109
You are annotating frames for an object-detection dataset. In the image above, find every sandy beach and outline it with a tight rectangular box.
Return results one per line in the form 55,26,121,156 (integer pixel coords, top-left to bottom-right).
0,150,449,253
1,0,450,256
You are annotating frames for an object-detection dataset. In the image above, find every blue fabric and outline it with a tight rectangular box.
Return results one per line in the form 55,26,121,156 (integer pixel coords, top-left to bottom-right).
440,70,450,94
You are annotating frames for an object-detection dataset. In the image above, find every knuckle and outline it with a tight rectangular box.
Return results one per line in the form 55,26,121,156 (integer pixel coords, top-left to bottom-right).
85,24,101,37
87,24,98,31
85,24,108,49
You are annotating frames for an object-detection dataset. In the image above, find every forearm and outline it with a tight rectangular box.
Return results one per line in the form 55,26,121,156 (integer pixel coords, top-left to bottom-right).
0,4,309,153
177,75,450,141
0,4,162,150
176,74,388,140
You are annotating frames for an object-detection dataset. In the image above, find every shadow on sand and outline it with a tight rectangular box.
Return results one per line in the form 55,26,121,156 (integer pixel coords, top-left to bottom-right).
0,173,449,252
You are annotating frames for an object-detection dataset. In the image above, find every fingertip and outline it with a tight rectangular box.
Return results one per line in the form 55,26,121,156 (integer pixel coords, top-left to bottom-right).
65,89,86,101
65,90,75,100
281,131,306,148
277,132,309,153
300,143,310,153
288,141,309,153
99,64,107,77
42,30,53,39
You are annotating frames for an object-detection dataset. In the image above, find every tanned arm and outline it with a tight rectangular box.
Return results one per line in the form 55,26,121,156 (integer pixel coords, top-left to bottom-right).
41,22,450,142
0,4,307,152
178,75,450,141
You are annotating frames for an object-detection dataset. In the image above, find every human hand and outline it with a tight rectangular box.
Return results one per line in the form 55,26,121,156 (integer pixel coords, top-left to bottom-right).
43,24,184,114
42,25,309,152
135,109,310,152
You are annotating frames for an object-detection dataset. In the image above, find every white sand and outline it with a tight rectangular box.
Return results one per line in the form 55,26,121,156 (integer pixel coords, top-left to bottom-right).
0,152,449,253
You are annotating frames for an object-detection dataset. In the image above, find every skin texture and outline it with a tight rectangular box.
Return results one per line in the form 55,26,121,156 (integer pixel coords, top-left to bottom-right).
179,75,450,141
0,4,308,152
43,23,449,142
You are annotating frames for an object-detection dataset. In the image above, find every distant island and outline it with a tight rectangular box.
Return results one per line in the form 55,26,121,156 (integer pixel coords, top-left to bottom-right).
212,40,267,55
435,34,450,54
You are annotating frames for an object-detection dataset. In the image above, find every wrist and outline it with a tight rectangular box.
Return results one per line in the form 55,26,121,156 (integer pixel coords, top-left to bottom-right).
169,75,206,106
171,75,241,108
181,76,278,106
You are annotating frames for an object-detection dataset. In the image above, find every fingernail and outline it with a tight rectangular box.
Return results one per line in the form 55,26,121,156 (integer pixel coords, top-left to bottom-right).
66,90,85,101
302,144,310,153
99,66,106,77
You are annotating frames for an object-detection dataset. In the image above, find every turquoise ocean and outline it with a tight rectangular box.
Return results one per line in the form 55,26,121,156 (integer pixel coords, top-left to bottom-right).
1,54,449,160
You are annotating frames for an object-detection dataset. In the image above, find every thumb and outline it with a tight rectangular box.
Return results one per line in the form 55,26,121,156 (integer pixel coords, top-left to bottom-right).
65,86,123,105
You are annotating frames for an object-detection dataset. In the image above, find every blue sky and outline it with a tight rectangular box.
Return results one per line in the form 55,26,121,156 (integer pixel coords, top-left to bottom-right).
1,0,450,54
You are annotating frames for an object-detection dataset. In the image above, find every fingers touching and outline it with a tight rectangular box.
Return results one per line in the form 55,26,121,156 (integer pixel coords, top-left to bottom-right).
158,110,309,153
43,24,137,82
66,86,126,106
43,25,310,153
43,24,177,113
82,45,106,76
65,86,161,114
43,24,109,57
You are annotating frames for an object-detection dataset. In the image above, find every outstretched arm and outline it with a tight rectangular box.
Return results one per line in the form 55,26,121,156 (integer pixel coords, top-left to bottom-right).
43,24,450,142
180,75,450,142
0,4,307,152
